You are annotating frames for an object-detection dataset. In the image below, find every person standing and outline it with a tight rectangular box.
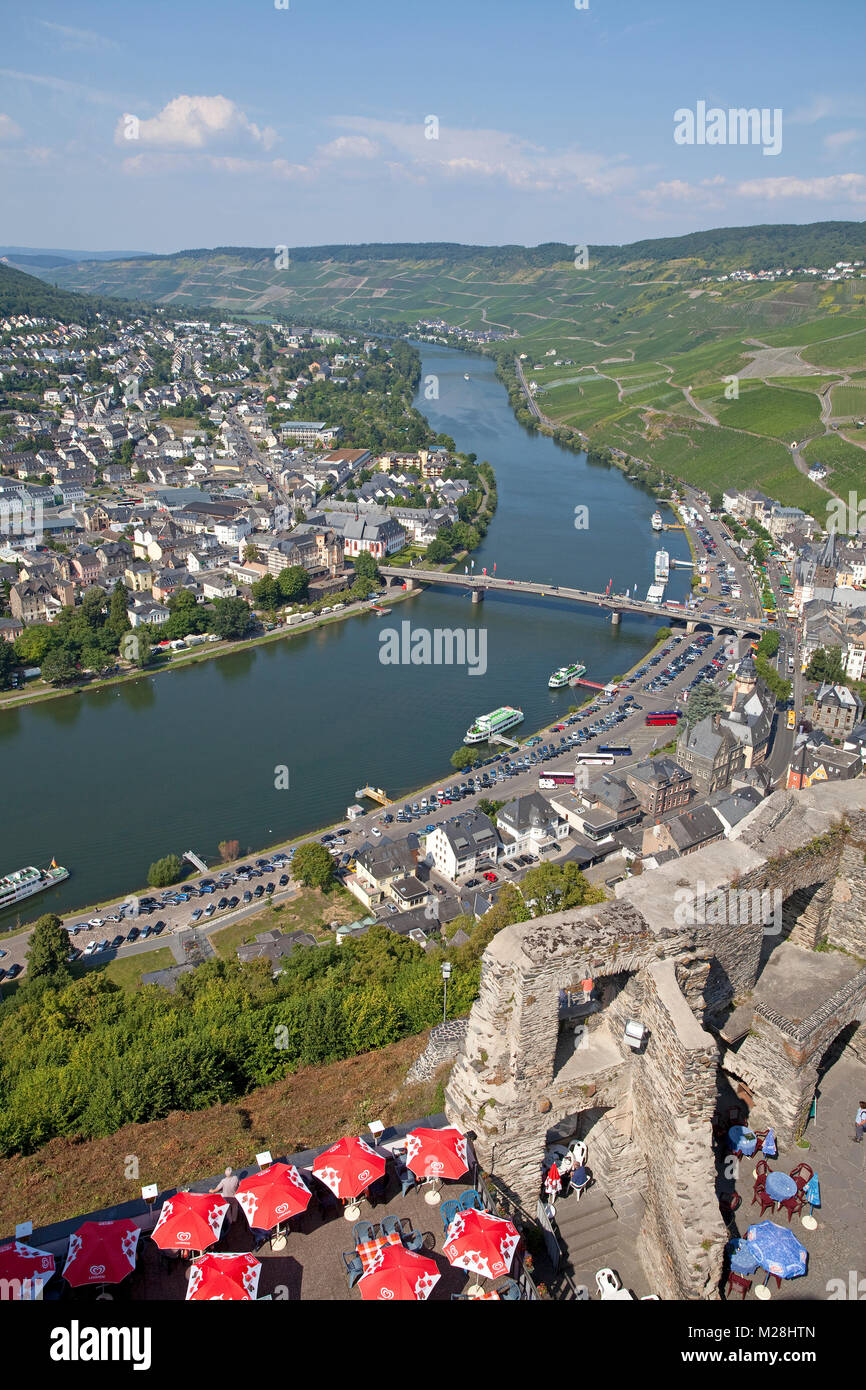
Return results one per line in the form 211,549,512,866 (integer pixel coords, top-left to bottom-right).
212,1166,241,1222
854,1102,866,1144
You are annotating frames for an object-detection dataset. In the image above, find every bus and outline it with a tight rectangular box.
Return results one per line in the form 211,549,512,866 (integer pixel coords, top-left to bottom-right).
786,709,796,730
597,745,632,756
645,711,680,726
538,772,576,788
574,753,616,766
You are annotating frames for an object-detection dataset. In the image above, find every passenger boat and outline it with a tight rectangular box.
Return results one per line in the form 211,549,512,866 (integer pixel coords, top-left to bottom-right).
548,662,587,689
464,706,524,744
0,861,69,911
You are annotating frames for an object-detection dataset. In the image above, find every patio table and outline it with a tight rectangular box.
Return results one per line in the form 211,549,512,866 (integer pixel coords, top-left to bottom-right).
728,1125,757,1157
468,1288,501,1299
356,1230,402,1275
765,1172,797,1204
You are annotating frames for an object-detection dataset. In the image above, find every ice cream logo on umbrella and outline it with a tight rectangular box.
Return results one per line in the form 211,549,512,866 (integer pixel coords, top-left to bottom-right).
89,1264,106,1278
358,1168,371,1183
379,1286,395,1300
428,1159,444,1174
176,1231,191,1244
275,1202,290,1217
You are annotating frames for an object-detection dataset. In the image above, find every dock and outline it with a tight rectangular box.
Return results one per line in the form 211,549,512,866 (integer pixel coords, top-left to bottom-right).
354,785,392,806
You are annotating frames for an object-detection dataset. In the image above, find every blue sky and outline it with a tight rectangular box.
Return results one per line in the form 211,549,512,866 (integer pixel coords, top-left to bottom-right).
1,0,864,253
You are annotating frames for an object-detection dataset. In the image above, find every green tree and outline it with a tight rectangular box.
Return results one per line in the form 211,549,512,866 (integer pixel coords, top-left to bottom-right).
519,862,604,916
108,579,131,639
27,913,71,981
758,630,780,658
251,574,282,608
353,550,380,585
450,746,475,770
147,854,183,888
291,841,335,890
476,798,503,820
14,625,54,666
276,566,309,602
41,647,79,685
683,681,729,727
806,646,845,684
425,536,452,563
0,642,15,690
210,597,252,641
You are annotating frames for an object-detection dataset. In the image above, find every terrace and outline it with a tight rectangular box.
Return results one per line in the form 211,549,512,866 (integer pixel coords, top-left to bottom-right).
11,1116,542,1303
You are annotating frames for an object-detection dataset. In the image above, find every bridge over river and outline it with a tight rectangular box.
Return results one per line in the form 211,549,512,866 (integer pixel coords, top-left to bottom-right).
380,566,764,638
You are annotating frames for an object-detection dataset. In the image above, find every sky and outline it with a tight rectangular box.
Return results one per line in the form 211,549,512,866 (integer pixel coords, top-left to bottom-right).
1,0,864,254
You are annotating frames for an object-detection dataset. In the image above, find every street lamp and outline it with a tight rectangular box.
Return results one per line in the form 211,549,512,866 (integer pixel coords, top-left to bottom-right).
441,960,452,1023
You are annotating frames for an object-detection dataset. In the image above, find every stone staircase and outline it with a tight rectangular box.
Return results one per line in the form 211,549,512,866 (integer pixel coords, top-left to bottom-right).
553,1186,649,1297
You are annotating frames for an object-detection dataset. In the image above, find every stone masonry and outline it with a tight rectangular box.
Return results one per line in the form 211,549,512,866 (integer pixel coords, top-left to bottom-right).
446,780,866,1299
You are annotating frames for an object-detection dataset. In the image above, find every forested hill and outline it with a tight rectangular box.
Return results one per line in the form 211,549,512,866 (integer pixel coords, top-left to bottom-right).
0,262,126,323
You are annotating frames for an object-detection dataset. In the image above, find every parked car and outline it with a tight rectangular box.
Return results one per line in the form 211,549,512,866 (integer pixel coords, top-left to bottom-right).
5,962,22,979
126,927,140,943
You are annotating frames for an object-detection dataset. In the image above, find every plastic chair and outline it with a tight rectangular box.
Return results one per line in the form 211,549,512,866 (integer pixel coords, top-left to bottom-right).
778,1191,803,1224
397,1166,417,1199
719,1192,741,1227
754,1159,769,1184
726,1271,751,1300
380,1214,404,1239
458,1189,483,1212
752,1186,775,1218
790,1163,813,1189
352,1220,375,1246
595,1267,621,1298
441,1199,460,1235
568,1140,588,1168
342,1251,364,1289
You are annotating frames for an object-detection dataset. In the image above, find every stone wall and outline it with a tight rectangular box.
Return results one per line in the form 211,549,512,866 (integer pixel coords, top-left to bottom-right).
445,779,866,1299
405,1019,469,1086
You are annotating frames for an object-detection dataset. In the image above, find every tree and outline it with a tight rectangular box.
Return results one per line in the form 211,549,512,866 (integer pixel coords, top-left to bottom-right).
41,648,79,686
219,840,239,864
654,628,672,644
806,646,845,685
27,913,71,981
476,798,503,820
709,492,724,514
147,854,183,888
353,550,380,584
108,579,131,639
0,642,15,690
425,537,452,563
251,574,282,609
683,681,729,727
519,862,604,917
276,566,309,603
450,746,475,771
758,630,780,659
210,597,252,641
14,625,54,666
243,542,259,564
291,841,335,890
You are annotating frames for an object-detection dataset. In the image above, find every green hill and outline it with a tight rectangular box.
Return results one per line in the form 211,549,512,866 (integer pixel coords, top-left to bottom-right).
0,261,126,323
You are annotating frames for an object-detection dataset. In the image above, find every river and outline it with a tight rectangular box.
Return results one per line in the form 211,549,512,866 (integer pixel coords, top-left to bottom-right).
0,342,691,924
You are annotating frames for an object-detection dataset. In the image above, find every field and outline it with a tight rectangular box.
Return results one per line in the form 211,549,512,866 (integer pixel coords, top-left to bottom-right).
70,945,175,992
831,383,866,418
801,434,866,493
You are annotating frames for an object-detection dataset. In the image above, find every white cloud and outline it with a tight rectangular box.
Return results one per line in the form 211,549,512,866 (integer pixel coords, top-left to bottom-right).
317,135,380,161
823,128,862,154
0,113,23,141
326,115,635,195
38,20,120,52
734,173,866,203
115,95,276,152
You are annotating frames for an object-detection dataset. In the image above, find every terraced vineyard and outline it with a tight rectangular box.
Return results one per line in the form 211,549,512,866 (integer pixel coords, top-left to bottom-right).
24,223,866,514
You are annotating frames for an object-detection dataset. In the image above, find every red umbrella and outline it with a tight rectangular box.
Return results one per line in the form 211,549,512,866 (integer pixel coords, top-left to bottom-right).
443,1208,521,1281
312,1136,386,1200
405,1127,469,1182
62,1220,141,1289
358,1243,441,1302
186,1252,261,1301
236,1163,312,1230
151,1192,229,1252
0,1241,56,1300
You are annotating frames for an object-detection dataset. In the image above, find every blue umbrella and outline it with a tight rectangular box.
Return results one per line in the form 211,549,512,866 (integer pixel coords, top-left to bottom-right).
728,1238,760,1277
803,1174,820,1211
746,1221,808,1280
761,1128,777,1158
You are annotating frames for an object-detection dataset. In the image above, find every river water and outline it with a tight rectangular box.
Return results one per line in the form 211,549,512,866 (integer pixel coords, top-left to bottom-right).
0,343,691,923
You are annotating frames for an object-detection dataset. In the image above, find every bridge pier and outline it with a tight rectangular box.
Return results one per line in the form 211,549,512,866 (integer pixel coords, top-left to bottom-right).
610,610,620,626
471,587,485,604
686,620,696,634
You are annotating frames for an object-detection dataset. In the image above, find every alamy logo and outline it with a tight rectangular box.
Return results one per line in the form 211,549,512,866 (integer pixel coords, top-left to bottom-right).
378,621,487,676
673,880,783,936
674,102,783,156
827,491,866,536
827,1271,866,1300
50,1320,152,1370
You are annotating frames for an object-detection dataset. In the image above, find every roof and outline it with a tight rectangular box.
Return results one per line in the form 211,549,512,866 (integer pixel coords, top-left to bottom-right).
666,805,725,852
433,810,500,858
